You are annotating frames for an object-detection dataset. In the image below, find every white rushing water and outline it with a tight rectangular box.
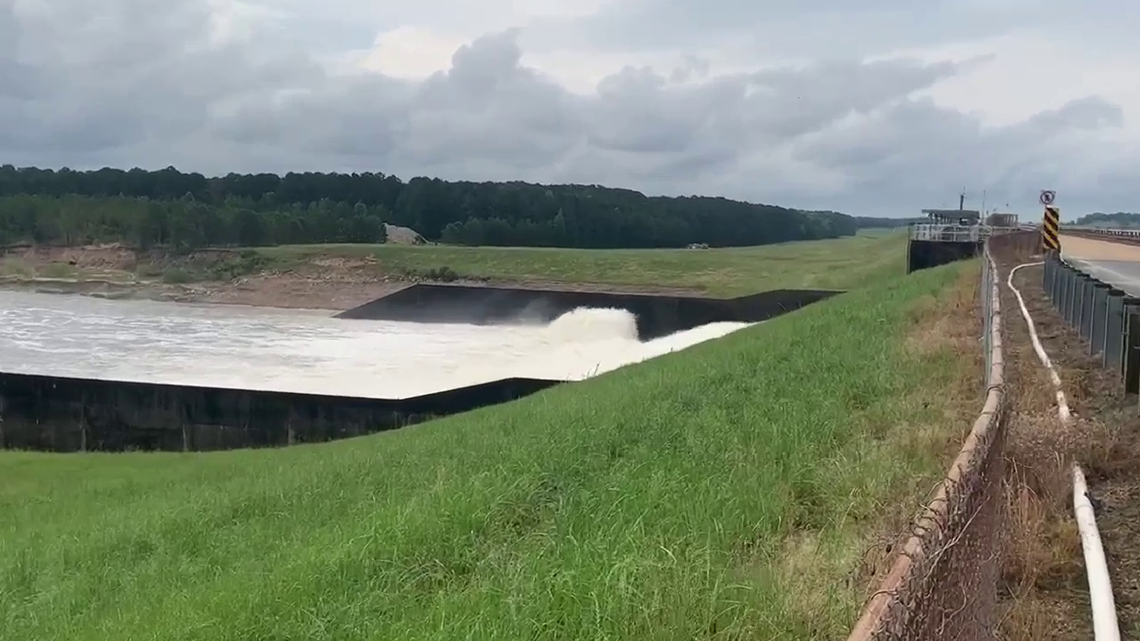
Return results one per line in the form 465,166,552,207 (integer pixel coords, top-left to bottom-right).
0,291,751,399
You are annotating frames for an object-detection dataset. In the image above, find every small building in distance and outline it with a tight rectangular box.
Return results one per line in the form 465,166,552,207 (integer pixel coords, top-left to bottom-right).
985,212,1019,228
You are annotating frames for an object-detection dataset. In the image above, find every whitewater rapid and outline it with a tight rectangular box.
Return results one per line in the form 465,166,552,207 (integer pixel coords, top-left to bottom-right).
0,291,750,398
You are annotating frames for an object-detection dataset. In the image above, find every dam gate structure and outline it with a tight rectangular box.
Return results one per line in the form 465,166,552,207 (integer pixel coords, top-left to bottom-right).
907,208,1024,273
2,285,847,453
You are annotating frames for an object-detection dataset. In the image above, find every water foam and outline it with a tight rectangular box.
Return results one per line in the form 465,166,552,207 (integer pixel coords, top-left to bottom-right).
539,307,640,343
508,306,750,382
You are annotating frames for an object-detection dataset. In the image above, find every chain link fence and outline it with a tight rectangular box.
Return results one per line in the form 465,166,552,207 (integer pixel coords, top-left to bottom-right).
845,230,1040,641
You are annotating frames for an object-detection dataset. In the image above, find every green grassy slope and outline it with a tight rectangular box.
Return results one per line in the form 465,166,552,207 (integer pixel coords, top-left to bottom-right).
0,258,972,641
0,231,905,296
253,230,905,295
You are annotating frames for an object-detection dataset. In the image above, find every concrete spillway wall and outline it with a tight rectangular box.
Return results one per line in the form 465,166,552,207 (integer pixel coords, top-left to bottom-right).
335,284,843,340
906,240,982,273
0,372,560,452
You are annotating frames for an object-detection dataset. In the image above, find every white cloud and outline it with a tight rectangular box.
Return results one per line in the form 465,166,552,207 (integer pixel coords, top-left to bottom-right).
0,0,1137,217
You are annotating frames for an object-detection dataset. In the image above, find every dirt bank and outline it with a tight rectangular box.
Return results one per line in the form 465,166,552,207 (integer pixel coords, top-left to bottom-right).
0,244,708,311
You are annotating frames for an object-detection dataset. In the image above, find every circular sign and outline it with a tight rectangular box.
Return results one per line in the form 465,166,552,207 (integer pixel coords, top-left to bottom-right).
1040,190,1056,205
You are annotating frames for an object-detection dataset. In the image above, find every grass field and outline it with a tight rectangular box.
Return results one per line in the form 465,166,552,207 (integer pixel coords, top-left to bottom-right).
0,257,981,641
253,230,905,295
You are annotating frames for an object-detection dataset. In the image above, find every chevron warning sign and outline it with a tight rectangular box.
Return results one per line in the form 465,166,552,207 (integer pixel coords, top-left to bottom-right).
1042,205,1061,252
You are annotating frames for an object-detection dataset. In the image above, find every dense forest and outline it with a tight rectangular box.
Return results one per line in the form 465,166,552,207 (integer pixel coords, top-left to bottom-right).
0,165,864,250
1073,212,1140,227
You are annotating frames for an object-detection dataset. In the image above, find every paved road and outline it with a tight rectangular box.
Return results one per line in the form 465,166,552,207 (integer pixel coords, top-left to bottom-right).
1061,235,1140,296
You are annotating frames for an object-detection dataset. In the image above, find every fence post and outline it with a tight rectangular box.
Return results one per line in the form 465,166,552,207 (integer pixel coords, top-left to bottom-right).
982,258,992,389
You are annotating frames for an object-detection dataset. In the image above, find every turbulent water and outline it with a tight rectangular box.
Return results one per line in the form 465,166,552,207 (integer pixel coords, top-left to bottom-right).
0,291,751,399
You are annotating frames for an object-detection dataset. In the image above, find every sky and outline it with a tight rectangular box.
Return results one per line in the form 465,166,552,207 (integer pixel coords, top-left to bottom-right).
0,0,1137,217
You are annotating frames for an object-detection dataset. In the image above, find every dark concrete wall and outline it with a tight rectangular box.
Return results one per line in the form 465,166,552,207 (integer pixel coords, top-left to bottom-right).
906,240,982,273
0,373,561,453
335,285,843,340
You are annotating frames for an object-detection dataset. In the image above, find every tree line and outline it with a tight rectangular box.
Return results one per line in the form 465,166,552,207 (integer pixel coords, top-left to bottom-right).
1073,212,1140,228
847,215,924,229
0,165,864,250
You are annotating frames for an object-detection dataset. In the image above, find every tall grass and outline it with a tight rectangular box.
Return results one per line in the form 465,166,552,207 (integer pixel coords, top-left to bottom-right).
0,260,971,641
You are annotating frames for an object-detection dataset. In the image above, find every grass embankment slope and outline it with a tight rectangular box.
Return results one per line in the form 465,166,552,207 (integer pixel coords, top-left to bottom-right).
0,230,904,297
254,229,904,295
1,256,983,641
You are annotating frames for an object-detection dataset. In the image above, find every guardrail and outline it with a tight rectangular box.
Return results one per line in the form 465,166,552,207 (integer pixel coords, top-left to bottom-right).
1059,226,1140,247
908,224,1030,243
1061,226,1140,238
847,230,1039,641
1042,253,1140,392
909,224,987,242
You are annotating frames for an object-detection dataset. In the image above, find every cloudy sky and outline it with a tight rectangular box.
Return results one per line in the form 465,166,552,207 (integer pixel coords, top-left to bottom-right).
0,0,1136,217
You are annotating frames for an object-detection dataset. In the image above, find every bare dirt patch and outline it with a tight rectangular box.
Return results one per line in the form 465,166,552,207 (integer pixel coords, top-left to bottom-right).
996,257,1140,640
181,277,410,310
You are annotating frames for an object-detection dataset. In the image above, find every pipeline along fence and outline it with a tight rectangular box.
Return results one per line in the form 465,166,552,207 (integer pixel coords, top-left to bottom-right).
845,230,1039,641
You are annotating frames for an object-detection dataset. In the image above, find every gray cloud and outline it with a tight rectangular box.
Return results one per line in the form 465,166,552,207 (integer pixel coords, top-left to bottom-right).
550,1,1010,60
0,0,1134,217
551,0,1135,60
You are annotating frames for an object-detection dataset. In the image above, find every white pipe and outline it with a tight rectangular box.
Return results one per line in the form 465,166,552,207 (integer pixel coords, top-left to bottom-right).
1073,463,1121,641
1007,262,1071,421
1007,259,1121,641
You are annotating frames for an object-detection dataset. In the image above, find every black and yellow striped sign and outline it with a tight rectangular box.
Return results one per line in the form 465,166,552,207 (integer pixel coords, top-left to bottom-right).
1042,205,1060,251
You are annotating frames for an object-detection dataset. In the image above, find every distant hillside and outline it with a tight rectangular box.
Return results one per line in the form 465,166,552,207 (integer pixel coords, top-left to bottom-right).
1073,212,1140,228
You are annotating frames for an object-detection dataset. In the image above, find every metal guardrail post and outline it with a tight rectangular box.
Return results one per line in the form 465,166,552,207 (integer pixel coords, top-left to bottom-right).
1125,311,1140,394
1123,298,1140,383
1054,257,1066,302
1044,252,1057,298
1079,276,1096,337
1059,262,1073,319
1066,271,1083,325
1052,253,1067,302
1105,289,1127,371
1091,284,1111,357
